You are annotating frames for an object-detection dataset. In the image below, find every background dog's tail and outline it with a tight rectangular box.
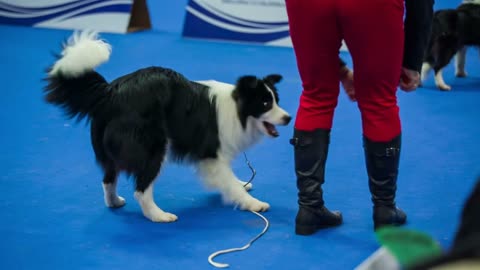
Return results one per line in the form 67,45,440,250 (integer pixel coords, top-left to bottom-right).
44,30,111,121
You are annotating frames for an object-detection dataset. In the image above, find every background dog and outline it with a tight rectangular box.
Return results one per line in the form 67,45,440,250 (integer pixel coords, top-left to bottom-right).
44,31,291,223
421,1,480,91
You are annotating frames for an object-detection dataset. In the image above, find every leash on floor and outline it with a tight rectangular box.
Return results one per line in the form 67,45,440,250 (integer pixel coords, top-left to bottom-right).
207,153,270,268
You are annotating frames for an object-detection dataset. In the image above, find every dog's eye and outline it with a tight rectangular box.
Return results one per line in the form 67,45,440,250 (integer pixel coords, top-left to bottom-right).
263,102,268,107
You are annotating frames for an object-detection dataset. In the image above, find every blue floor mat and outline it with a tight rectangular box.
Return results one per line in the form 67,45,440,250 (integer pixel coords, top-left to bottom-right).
0,20,479,270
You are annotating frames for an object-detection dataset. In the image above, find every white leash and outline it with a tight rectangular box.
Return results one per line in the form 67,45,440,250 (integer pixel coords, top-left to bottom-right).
208,210,270,268
207,153,270,268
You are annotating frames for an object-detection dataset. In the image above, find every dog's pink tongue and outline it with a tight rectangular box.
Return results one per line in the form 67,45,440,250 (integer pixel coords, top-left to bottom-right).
264,122,279,137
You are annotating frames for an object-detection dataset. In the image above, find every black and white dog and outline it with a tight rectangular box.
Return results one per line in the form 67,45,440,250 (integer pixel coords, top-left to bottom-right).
44,31,291,222
421,0,480,91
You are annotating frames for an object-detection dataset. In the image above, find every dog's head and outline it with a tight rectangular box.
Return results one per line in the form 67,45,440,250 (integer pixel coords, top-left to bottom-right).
233,74,291,137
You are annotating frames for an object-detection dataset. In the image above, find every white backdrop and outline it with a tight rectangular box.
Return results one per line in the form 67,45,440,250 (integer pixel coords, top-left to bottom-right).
182,0,348,50
0,0,135,33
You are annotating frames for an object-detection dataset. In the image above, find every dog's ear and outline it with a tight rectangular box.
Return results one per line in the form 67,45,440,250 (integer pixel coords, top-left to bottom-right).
236,75,259,90
264,74,282,85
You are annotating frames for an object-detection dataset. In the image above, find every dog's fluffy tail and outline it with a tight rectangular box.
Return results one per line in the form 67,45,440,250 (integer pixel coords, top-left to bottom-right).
44,30,111,121
49,30,111,77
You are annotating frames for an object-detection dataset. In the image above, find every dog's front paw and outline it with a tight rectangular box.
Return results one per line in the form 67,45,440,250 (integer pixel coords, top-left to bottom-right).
437,83,452,91
239,198,270,212
105,195,126,208
144,208,178,223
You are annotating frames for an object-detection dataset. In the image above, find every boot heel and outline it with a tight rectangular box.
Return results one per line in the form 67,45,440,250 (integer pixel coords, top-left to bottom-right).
295,224,317,235
373,205,407,230
295,206,342,235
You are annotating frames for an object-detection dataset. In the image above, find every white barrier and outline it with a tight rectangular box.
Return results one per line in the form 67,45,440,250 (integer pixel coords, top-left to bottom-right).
182,0,348,50
182,0,291,46
0,0,151,33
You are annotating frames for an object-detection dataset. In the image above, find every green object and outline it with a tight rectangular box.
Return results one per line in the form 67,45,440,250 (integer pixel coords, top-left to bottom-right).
375,226,444,267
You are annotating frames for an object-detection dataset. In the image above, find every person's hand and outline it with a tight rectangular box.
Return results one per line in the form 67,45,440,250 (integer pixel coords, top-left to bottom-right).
340,66,356,101
399,67,420,92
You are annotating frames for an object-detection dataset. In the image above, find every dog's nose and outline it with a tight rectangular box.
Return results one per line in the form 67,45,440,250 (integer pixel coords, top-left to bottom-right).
282,115,292,125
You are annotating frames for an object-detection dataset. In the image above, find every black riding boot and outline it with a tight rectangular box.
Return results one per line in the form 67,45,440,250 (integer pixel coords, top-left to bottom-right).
363,134,407,230
291,128,342,235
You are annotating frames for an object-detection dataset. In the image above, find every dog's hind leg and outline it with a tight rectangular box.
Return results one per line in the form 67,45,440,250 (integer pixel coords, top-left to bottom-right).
196,159,269,212
91,120,126,208
104,116,176,222
102,166,126,208
133,148,177,222
434,50,456,91
455,46,468,77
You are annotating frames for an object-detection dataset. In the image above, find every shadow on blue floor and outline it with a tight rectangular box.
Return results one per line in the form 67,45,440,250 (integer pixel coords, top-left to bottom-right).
0,17,479,270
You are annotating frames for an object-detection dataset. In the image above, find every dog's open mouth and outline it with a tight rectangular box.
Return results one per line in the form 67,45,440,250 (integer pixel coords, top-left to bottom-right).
263,121,279,137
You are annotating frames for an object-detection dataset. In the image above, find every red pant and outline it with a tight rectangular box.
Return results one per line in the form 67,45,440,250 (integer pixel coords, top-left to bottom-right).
286,0,405,142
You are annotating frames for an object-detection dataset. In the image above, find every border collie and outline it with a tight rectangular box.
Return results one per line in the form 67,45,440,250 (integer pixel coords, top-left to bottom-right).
421,1,480,91
44,31,291,222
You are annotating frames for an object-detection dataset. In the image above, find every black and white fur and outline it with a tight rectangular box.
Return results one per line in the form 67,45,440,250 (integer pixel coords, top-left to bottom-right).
421,1,480,91
44,31,291,223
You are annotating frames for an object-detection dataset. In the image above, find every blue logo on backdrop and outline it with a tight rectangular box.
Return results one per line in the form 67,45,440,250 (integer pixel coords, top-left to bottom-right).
182,0,291,46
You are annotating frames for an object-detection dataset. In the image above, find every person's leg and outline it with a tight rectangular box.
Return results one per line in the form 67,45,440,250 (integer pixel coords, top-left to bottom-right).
288,0,342,131
286,0,343,235
339,0,407,230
